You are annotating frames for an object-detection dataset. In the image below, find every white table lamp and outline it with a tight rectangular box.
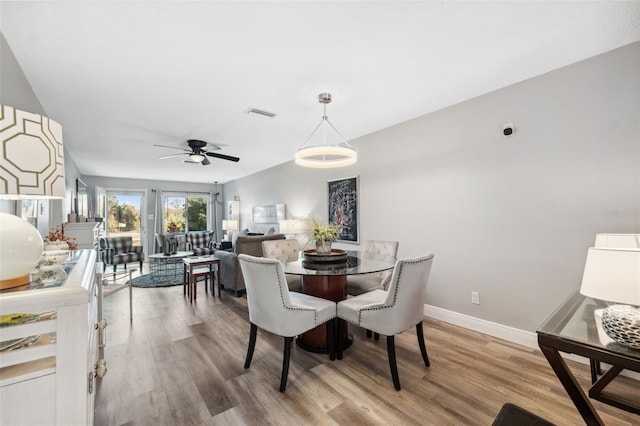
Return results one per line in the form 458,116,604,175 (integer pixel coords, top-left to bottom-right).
0,105,65,289
222,219,238,241
580,247,640,349
279,220,297,238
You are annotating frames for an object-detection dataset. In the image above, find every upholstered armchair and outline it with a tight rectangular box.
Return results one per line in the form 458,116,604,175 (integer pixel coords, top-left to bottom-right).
186,231,215,256
347,240,399,296
262,239,302,292
337,253,435,390
98,236,144,273
238,254,337,392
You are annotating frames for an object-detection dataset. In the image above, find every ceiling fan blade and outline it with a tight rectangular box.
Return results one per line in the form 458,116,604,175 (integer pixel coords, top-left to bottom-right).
206,152,240,162
158,152,189,159
154,144,190,152
201,156,211,166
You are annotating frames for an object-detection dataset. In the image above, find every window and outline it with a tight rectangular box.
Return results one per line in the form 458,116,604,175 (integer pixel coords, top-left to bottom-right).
163,193,210,233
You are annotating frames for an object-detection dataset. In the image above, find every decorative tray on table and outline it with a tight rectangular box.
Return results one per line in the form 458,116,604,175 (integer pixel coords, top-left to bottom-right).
302,249,348,263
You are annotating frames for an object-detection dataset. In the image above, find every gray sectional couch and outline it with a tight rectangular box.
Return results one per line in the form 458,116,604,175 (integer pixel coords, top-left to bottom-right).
214,233,285,296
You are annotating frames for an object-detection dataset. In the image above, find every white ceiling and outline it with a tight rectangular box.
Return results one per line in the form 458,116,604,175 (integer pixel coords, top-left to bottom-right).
2,1,639,184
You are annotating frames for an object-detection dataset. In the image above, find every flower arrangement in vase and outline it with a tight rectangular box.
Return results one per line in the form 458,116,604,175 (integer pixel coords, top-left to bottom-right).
310,219,340,254
44,226,78,251
167,222,181,233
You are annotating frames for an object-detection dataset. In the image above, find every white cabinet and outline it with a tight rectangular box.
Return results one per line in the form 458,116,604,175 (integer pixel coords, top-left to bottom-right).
0,250,101,425
64,222,105,250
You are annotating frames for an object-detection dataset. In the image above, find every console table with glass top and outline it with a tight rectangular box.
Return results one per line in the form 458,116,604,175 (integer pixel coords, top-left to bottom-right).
537,291,640,426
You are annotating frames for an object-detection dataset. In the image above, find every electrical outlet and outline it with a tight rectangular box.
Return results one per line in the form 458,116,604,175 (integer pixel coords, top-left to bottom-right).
471,292,480,305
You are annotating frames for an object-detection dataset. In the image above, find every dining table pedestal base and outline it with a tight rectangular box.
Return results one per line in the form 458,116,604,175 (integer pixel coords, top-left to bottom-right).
297,274,351,353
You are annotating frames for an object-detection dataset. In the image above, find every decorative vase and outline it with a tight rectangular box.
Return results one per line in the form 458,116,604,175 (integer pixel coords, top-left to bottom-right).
34,243,69,286
316,240,332,254
44,241,69,252
601,304,640,350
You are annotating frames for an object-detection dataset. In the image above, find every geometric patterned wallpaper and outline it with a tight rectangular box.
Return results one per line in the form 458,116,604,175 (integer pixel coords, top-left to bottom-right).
0,105,65,199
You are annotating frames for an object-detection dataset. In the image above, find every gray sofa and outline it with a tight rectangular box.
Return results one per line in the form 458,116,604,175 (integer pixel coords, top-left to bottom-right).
214,233,285,296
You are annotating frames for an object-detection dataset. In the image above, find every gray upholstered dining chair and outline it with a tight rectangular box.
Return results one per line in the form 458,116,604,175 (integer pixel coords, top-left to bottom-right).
337,253,435,390
261,238,302,292
238,254,337,392
347,240,399,296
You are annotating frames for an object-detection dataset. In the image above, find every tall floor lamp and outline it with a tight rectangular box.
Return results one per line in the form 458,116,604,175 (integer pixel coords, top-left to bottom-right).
0,105,65,289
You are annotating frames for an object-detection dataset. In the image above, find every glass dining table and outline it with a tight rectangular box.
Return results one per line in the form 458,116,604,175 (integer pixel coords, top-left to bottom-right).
284,250,395,353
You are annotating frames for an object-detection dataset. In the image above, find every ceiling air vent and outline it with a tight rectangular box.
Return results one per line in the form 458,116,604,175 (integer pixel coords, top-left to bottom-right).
244,107,276,119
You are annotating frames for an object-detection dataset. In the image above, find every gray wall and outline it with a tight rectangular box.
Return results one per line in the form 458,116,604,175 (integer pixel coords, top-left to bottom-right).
224,41,640,332
1,32,81,228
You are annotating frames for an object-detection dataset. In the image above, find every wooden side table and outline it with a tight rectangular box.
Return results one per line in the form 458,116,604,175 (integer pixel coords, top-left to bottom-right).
182,257,221,303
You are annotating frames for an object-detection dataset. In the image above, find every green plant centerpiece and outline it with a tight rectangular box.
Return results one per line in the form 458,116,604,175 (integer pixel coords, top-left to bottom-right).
311,219,340,254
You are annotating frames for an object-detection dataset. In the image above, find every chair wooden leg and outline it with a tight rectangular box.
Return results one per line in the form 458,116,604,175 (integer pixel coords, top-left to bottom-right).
244,323,257,369
366,329,372,338
326,319,335,361
416,322,430,367
387,335,401,391
128,269,133,322
337,319,345,360
374,332,380,341
280,337,293,392
183,273,188,296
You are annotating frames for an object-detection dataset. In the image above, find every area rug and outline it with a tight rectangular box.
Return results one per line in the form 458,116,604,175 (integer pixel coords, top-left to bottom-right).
131,273,184,288
131,273,209,288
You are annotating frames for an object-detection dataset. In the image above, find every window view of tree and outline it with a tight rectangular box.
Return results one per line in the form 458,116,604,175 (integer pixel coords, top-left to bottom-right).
164,196,185,232
107,194,142,245
163,194,209,233
186,197,207,231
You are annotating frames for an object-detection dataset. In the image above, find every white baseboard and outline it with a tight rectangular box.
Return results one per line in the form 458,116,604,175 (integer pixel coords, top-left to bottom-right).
423,304,538,349
423,304,640,381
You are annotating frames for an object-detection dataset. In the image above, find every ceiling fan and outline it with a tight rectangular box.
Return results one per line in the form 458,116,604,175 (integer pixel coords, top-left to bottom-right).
155,139,240,166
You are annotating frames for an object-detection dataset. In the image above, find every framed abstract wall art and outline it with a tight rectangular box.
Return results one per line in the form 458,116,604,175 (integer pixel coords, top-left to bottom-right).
328,176,358,243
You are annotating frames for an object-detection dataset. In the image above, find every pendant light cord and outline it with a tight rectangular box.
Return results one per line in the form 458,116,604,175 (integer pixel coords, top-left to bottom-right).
300,100,353,149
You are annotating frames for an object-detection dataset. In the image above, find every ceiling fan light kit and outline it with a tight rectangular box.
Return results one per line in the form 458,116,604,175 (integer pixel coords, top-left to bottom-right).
155,139,240,165
295,93,357,169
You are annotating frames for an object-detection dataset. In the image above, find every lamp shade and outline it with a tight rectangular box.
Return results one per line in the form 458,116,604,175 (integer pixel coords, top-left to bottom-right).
0,105,65,289
595,234,640,249
0,105,65,199
222,220,238,231
279,220,297,235
580,247,640,306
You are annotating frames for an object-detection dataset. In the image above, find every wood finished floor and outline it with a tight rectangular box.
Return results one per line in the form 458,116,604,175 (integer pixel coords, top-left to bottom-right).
95,271,638,425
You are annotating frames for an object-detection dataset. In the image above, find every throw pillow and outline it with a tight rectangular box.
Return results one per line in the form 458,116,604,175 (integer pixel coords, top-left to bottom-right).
232,228,249,247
